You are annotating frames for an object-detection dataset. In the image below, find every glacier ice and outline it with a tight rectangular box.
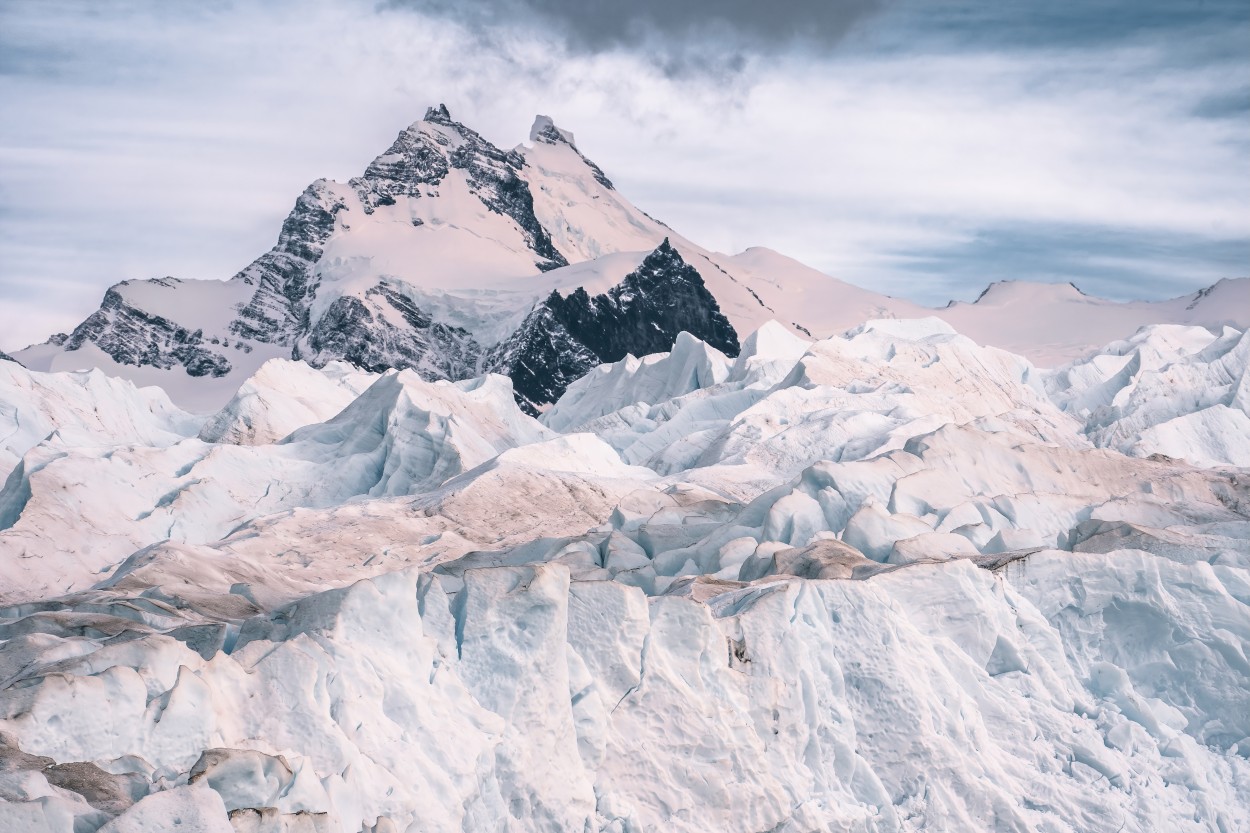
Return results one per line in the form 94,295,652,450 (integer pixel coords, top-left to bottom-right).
1,319,1248,832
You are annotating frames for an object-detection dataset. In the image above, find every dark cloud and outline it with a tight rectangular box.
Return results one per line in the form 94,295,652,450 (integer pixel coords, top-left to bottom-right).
392,0,1250,57
383,0,1250,78
860,0,1250,52
388,0,883,64
1192,87,1250,120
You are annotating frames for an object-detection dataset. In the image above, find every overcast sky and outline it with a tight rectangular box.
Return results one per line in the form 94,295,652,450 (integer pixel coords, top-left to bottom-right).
1,0,1247,350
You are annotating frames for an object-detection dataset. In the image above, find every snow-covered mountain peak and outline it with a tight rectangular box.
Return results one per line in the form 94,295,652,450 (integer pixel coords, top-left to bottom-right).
963,279,1089,307
530,114,577,148
424,102,453,123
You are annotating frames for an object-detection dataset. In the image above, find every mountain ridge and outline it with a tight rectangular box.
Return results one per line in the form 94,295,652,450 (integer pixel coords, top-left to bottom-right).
14,106,1250,413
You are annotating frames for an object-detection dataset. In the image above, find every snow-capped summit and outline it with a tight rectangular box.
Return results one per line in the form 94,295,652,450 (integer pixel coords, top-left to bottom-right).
938,276,1249,365
13,106,1250,418
530,114,577,148
13,106,696,412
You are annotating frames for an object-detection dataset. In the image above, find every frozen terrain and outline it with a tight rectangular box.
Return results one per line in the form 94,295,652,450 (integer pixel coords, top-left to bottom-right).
1,310,1248,832
2,105,1249,832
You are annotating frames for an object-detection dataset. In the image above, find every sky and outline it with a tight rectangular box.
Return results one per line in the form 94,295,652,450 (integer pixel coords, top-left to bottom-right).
1,0,1247,351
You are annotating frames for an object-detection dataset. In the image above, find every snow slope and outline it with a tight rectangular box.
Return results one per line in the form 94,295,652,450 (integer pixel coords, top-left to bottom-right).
1,316,1248,832
939,278,1250,366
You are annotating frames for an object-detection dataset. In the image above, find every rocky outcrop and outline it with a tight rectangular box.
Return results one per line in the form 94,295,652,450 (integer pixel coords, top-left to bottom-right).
530,114,615,190
65,284,232,377
350,105,453,213
300,281,481,379
490,239,740,412
229,180,349,345
487,305,601,412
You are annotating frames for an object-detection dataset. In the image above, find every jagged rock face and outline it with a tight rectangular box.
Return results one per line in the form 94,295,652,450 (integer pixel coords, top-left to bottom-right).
350,106,453,213
301,282,481,378
486,306,601,412
66,284,233,377
0,350,19,366
230,180,348,345
491,240,740,412
553,239,739,361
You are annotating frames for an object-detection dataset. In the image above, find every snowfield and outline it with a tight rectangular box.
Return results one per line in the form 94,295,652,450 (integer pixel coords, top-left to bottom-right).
1,314,1248,833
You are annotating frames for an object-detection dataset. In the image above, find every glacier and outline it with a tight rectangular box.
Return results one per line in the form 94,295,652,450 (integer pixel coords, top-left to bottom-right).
2,313,1249,833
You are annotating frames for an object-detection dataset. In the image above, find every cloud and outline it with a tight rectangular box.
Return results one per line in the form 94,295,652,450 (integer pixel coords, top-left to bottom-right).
388,0,883,70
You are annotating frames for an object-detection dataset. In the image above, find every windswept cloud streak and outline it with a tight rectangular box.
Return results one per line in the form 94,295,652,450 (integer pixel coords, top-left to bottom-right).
0,0,1246,350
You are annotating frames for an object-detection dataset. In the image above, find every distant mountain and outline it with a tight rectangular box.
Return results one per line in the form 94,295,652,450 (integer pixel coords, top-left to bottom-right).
14,105,1248,412
938,277,1250,367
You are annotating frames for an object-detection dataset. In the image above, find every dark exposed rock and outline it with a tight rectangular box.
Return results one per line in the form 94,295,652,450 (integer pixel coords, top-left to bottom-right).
0,349,20,366
301,282,481,379
0,732,54,773
490,239,739,413
485,305,601,413
66,286,231,377
0,733,148,819
230,180,348,344
43,761,148,817
552,239,739,361
349,115,450,214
